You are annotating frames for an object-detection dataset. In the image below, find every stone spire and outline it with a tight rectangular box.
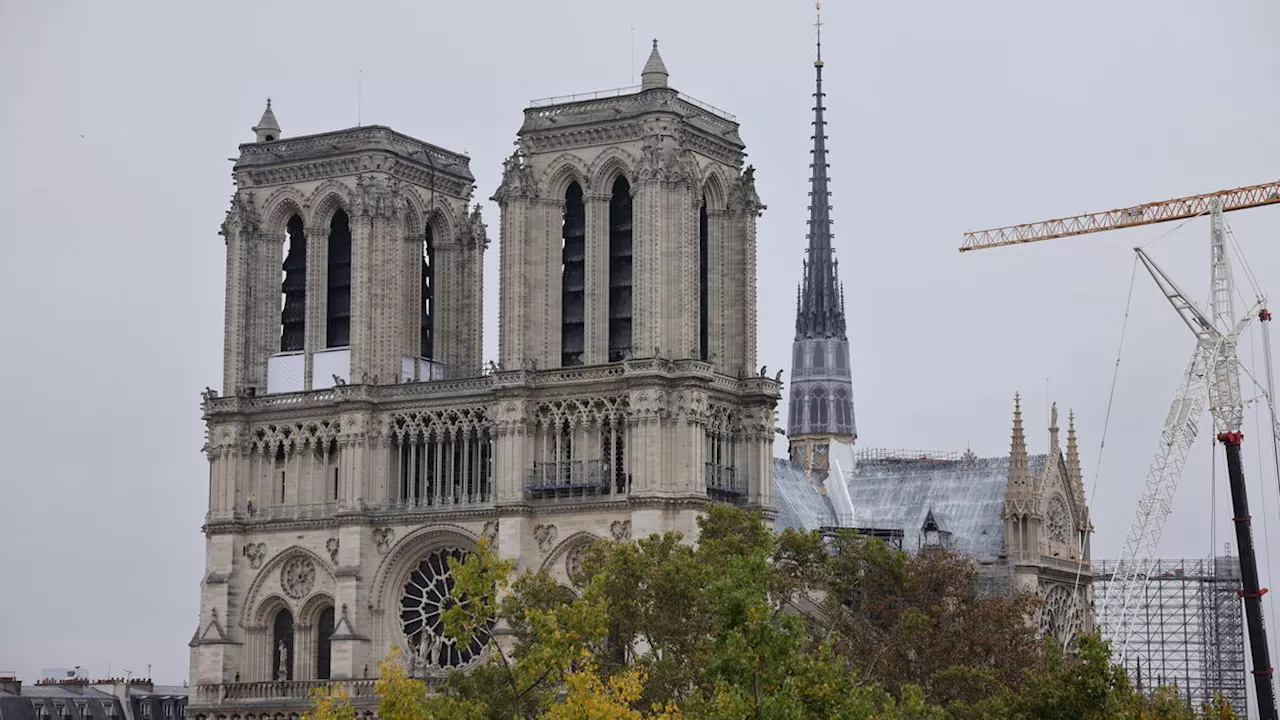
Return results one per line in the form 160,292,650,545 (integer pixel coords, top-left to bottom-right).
640,39,669,90
253,98,281,143
1065,409,1081,480
1008,392,1029,487
794,3,845,342
1065,410,1089,523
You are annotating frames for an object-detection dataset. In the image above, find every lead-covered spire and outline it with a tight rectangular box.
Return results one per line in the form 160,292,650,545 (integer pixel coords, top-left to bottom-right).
786,3,857,453
795,2,846,341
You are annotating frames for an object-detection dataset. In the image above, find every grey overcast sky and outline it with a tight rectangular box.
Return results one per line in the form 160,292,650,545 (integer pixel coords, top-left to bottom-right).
1,0,1277,686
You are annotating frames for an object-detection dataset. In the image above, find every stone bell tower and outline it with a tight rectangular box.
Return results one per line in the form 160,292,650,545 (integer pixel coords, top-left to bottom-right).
493,40,764,375
219,100,486,398
489,40,779,537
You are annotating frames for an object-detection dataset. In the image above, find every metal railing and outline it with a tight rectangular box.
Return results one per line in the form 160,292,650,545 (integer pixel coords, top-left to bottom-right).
191,676,451,705
704,463,744,496
524,460,625,500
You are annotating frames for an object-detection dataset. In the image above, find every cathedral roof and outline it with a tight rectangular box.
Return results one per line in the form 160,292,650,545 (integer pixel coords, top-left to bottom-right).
772,457,838,531
771,452,1050,560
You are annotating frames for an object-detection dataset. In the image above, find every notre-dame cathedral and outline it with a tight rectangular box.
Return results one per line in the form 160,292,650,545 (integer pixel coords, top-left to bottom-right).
189,38,1091,720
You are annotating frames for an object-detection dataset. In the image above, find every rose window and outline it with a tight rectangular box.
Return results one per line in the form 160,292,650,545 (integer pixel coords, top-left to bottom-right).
1047,496,1070,545
281,556,316,599
1037,584,1082,649
400,548,493,670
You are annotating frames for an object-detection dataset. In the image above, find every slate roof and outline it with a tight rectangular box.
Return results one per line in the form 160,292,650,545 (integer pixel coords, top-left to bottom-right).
771,452,1049,561
0,697,37,720
18,687,122,720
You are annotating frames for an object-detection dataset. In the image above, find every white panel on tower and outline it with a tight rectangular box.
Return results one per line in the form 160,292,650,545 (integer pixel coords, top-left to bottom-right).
266,352,305,394
418,358,446,381
312,348,350,389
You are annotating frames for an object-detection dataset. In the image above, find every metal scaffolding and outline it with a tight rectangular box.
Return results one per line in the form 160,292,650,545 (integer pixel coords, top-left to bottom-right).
1095,555,1247,714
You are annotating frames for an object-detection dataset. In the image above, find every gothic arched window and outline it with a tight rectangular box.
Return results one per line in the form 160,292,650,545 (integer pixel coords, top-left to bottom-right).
561,182,586,367
790,390,806,429
420,223,435,360
608,177,633,362
698,196,709,361
326,210,352,348
280,215,306,353
811,387,828,427
271,608,294,681
835,387,851,430
315,605,334,680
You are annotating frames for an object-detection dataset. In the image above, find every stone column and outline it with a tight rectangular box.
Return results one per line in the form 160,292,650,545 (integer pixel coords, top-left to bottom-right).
583,193,610,365
329,526,371,679
192,534,239,685
631,177,658,359
222,199,252,394
496,196,531,370
252,225,277,393
492,396,529,504
537,199,562,368
304,224,330,390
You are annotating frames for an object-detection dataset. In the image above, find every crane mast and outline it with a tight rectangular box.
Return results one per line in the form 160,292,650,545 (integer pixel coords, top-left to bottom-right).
960,187,1279,718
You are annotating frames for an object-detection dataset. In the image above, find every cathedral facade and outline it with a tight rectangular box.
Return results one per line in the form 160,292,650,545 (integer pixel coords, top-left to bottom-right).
189,43,778,720
188,35,1092,720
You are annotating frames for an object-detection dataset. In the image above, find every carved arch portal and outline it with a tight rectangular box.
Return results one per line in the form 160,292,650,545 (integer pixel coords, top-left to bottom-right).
306,181,354,229
239,546,335,628
540,153,591,200
588,148,637,195
539,530,604,583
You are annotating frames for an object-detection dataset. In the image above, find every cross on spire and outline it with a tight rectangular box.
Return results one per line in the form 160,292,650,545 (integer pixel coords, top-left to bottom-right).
814,2,824,65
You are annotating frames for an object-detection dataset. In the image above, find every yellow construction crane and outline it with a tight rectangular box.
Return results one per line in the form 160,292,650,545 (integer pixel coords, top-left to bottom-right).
958,179,1280,719
958,180,1280,252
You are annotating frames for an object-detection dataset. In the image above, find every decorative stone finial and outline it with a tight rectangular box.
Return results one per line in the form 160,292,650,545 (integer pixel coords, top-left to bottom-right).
1009,392,1029,486
253,98,281,143
640,39,669,90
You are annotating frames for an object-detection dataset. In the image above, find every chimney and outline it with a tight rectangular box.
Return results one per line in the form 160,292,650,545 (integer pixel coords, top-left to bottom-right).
0,671,21,695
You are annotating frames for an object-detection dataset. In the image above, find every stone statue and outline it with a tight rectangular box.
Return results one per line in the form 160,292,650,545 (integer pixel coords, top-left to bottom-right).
429,634,446,668
1051,402,1059,429
276,640,288,681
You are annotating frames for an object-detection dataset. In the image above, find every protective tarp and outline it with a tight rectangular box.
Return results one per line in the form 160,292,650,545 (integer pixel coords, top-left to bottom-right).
266,352,304,394
827,440,858,518
843,454,1047,560
771,457,837,532
313,347,350,389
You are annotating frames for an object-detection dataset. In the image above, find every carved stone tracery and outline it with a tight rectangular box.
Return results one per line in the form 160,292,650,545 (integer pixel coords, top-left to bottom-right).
400,548,493,672
1037,584,1083,650
247,420,342,458
280,556,316,599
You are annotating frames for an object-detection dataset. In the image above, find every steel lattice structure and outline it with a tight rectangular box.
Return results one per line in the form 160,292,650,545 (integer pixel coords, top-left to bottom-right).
1096,557,1247,714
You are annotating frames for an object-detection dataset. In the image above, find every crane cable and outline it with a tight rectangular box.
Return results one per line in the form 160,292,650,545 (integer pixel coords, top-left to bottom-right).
1069,253,1141,626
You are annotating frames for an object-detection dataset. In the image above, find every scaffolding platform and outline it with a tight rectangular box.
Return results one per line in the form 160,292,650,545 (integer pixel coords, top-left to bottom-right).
1095,556,1246,714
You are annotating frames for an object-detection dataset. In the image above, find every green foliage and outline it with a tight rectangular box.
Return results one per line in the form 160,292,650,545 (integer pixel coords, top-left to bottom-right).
303,506,1236,720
